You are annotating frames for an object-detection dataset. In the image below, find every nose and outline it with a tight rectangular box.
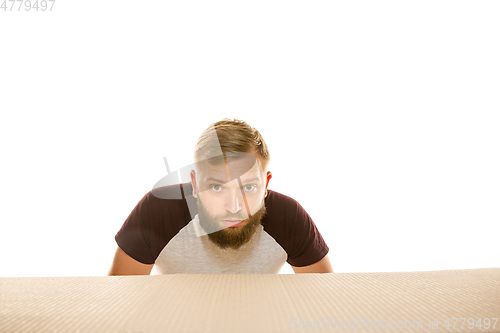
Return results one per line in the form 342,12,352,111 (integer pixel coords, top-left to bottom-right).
225,190,245,215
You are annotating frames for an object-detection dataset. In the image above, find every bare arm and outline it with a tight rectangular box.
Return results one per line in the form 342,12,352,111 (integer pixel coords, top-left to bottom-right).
291,254,334,274
107,246,154,276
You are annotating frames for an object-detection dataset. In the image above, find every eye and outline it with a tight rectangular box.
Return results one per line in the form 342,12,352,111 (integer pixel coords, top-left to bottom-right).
244,184,257,192
211,185,223,192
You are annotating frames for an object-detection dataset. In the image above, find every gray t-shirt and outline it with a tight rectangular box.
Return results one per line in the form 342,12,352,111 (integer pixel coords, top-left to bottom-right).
115,183,329,274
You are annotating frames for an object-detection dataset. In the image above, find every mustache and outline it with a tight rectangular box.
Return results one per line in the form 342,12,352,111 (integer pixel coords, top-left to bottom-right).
219,206,264,220
219,214,249,220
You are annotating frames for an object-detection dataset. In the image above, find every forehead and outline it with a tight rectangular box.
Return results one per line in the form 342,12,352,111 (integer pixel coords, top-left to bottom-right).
197,153,264,183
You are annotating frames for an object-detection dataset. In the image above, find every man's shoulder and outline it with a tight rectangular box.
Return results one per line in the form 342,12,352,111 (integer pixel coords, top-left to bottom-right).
266,189,300,206
264,189,305,219
146,182,194,203
136,183,195,218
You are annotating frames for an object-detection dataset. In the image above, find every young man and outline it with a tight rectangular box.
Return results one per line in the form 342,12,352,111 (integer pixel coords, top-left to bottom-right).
108,119,333,275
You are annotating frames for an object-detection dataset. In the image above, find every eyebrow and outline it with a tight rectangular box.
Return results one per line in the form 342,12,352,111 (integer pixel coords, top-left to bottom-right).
205,176,261,184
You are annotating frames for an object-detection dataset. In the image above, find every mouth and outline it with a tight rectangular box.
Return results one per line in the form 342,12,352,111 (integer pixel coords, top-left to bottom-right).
222,219,245,227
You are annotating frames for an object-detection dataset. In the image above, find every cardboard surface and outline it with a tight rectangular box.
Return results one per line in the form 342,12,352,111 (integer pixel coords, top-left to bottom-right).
1,268,499,332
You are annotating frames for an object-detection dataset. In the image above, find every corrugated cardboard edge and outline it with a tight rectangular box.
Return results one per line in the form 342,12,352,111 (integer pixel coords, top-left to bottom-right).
1,268,499,333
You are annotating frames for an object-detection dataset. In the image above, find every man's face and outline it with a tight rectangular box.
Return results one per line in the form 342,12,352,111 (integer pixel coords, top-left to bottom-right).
191,153,271,250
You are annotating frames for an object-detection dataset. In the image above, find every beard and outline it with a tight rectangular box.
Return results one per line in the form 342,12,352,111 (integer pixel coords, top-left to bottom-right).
197,197,267,250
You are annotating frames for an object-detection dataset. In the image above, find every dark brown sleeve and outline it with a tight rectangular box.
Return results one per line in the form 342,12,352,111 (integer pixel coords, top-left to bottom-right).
286,200,330,267
115,193,155,265
262,190,330,267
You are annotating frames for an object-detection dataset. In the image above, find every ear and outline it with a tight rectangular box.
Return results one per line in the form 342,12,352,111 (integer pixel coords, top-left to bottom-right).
264,171,272,197
190,170,198,198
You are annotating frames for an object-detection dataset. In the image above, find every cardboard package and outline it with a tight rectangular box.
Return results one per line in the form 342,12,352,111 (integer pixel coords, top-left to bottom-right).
1,268,499,332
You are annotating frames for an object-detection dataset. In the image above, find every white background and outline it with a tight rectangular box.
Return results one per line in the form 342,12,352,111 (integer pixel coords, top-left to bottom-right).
1,1,499,277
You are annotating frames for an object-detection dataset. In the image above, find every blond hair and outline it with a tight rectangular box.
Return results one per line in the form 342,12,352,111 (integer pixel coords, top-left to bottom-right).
194,119,270,170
